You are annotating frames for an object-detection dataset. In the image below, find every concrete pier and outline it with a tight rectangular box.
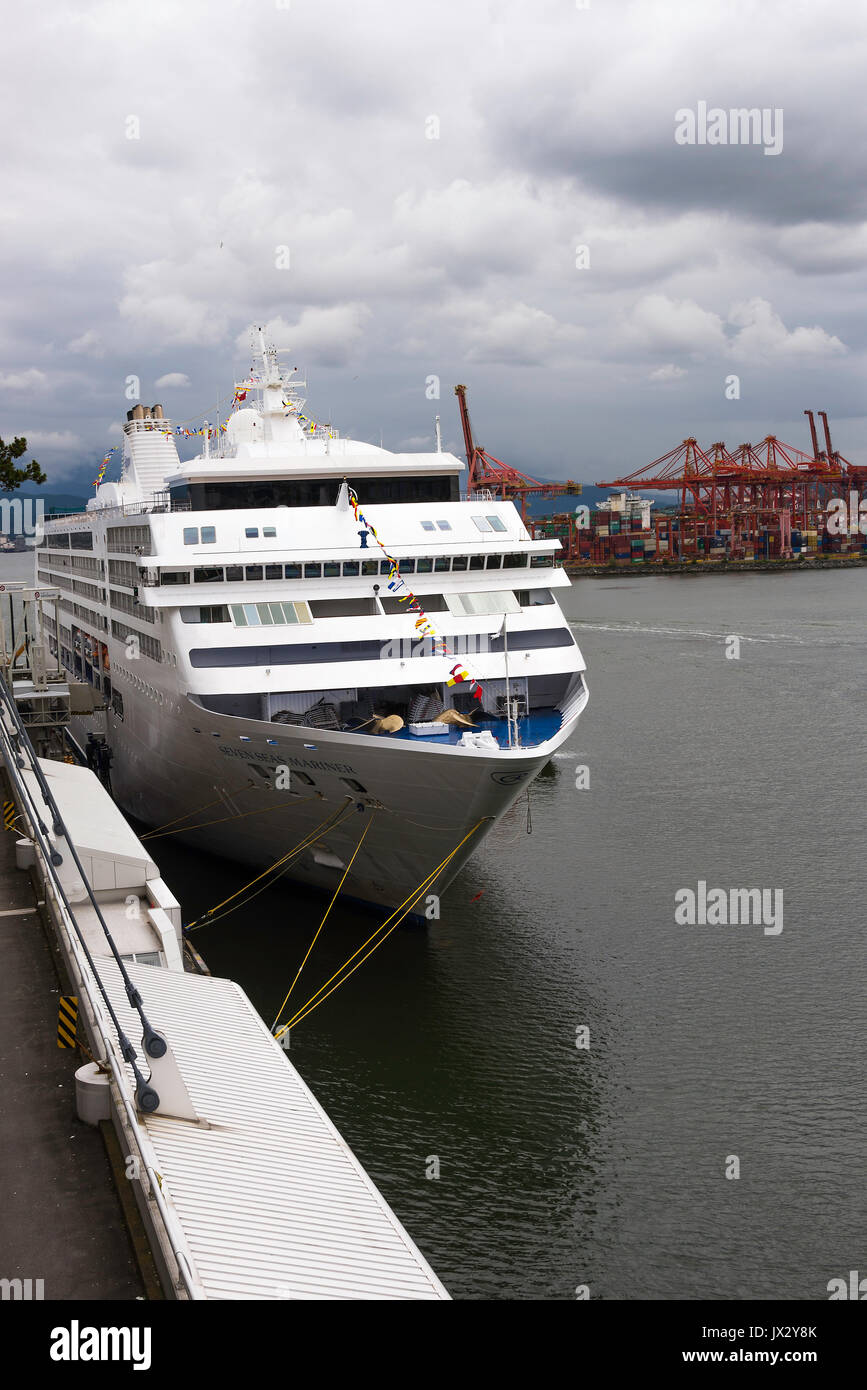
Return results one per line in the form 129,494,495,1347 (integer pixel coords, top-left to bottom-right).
0,777,144,1300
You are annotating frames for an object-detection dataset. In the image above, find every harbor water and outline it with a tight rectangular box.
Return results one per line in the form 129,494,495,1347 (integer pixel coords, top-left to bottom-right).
5,549,865,1299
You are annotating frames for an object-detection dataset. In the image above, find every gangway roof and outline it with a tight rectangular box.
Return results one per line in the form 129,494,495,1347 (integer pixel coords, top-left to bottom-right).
96,959,450,1300
31,757,159,886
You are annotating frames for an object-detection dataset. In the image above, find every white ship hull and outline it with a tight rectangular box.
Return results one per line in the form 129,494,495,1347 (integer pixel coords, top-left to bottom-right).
80,680,587,913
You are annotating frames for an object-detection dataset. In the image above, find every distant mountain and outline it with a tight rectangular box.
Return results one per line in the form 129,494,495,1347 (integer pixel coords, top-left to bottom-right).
6,488,88,513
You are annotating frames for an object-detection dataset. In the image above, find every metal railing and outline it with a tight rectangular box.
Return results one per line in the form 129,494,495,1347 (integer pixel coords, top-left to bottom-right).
0,682,204,1298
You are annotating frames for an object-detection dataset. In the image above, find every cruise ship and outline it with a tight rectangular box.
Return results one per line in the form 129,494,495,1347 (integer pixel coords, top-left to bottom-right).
36,334,589,912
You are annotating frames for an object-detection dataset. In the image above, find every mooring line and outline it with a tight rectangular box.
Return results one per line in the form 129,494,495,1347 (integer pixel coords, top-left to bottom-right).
270,811,375,1033
274,818,488,1037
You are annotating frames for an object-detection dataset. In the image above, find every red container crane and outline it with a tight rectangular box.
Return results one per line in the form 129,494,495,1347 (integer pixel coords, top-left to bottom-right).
453,384,582,524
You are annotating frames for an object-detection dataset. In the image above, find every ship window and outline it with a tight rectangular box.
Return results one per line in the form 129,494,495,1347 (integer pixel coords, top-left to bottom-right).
472,516,493,532
451,556,468,571
341,778,367,794
469,555,485,570
112,691,124,720
486,516,508,532
379,561,391,575
263,527,277,538
530,555,554,568
201,527,216,544
504,553,528,568
342,561,359,576
284,563,302,579
436,520,451,531
361,561,378,576
516,588,554,606
183,528,198,545
420,521,435,532
245,527,259,538
416,557,433,573
309,598,378,618
445,590,521,617
245,565,263,580
304,563,321,578
247,763,272,782
293,771,316,786
380,593,448,614
225,565,243,581
265,565,282,580
399,559,415,574
486,555,502,569
324,561,340,578
170,476,458,509
180,605,230,623
434,557,450,573
194,567,223,583
160,571,190,585
230,602,312,628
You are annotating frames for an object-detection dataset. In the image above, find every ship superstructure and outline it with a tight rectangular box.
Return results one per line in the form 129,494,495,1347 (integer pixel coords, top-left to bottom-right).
37,332,589,910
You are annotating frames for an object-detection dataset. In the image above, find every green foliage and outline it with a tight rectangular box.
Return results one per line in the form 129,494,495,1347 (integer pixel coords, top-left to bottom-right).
0,436,46,493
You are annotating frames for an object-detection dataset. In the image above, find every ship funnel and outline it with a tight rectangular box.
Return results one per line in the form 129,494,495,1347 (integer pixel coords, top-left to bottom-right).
152,404,164,419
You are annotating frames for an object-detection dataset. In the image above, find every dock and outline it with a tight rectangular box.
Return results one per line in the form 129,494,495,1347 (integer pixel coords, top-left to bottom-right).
1,649,448,1301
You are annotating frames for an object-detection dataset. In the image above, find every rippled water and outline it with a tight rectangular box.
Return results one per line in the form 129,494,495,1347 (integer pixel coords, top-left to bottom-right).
151,570,867,1300
6,548,864,1299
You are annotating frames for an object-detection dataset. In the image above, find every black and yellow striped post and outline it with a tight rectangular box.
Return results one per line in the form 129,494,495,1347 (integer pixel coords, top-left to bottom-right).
3,800,15,831
57,996,78,1049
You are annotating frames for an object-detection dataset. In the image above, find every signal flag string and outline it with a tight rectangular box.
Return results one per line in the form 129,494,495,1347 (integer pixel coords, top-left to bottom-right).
346,484,483,700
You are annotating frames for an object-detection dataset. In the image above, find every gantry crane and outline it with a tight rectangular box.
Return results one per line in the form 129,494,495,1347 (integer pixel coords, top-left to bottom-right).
454,384,582,523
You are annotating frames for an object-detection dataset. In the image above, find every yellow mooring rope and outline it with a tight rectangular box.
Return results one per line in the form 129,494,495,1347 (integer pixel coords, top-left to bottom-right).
143,792,327,841
140,795,226,840
273,817,488,1039
269,811,375,1031
184,799,357,932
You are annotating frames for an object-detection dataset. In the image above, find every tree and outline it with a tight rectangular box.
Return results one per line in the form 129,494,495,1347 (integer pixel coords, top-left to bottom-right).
0,436,46,493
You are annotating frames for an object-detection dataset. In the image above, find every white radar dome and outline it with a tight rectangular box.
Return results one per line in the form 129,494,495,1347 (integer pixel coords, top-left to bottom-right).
226,408,264,445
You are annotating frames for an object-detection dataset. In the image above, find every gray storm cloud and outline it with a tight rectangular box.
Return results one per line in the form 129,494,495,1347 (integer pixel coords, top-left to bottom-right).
1,0,865,491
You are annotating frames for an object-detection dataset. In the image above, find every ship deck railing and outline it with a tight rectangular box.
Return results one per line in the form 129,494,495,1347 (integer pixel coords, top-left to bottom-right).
349,706,564,749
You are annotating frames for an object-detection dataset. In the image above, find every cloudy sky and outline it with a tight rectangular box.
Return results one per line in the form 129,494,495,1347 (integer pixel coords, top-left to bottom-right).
2,0,866,496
